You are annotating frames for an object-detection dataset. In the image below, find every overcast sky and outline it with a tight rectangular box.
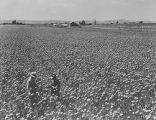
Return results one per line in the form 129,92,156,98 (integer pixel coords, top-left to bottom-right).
0,0,156,21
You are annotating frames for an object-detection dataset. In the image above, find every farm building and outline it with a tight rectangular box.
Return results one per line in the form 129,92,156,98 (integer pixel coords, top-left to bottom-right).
53,23,69,27
53,22,80,28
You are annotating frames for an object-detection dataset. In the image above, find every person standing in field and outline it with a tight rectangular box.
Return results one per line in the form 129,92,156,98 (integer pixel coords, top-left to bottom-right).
49,74,61,100
27,72,39,110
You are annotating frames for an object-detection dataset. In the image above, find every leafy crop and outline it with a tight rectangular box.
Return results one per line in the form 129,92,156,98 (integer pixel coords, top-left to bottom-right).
0,25,156,120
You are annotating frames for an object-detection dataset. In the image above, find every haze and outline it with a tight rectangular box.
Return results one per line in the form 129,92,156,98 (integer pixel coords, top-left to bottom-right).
0,0,156,21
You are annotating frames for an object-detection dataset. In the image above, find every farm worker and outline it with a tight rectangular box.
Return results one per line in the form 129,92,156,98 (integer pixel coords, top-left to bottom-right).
27,72,39,110
49,74,61,100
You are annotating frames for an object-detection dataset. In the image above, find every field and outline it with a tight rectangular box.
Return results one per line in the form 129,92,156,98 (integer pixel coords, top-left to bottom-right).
1,24,156,120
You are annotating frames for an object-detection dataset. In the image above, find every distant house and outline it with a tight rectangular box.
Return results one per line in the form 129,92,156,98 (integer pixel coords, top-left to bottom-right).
61,23,68,27
53,23,59,27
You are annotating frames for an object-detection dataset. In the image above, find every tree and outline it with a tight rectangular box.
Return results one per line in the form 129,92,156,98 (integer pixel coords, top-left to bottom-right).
79,20,86,25
12,20,17,24
139,21,143,24
70,22,79,27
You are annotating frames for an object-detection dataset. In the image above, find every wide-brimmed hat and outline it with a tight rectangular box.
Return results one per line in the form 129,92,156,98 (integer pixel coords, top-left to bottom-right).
30,72,37,77
52,73,57,78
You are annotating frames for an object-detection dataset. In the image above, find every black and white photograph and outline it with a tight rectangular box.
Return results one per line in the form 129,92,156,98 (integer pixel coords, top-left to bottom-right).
0,0,156,119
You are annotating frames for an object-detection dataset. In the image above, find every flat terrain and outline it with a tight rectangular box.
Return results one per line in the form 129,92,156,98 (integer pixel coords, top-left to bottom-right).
92,23,156,31
1,25,156,119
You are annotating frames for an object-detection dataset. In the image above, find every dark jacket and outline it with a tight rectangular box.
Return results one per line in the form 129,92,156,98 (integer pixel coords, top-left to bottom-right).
27,76,39,96
50,75,60,97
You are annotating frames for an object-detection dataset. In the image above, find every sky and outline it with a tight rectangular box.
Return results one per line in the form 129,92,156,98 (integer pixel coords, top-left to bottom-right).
0,0,156,21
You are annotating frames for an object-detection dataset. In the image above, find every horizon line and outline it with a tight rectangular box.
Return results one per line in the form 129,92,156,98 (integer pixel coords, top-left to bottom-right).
0,19,156,23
